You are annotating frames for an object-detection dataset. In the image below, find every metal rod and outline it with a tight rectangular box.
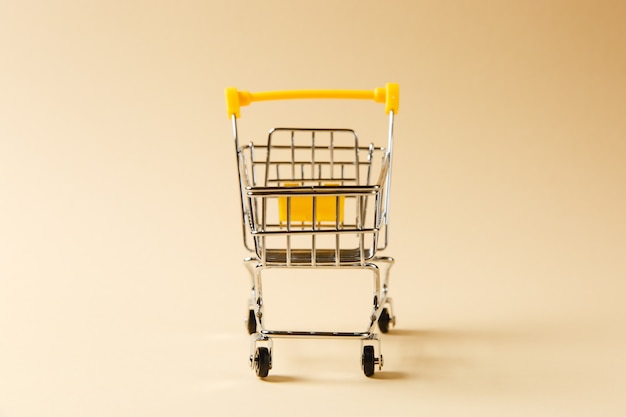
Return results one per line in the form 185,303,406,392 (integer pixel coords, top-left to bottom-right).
290,130,295,180
286,197,291,267
311,196,317,266
310,131,315,182
232,115,254,252
329,131,334,180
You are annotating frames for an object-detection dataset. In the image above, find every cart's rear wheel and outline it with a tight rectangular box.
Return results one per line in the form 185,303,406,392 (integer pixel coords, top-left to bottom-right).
362,345,375,377
246,309,256,335
254,347,271,378
378,308,391,333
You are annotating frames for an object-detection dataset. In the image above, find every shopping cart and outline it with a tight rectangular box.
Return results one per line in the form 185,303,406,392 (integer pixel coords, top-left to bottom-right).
225,84,399,377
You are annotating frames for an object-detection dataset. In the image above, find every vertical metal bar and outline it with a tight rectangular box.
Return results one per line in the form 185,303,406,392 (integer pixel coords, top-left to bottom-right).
385,111,395,225
329,131,334,181
261,197,267,231
357,196,365,265
353,131,360,185
382,111,395,249
261,197,267,264
335,195,340,267
290,130,296,181
311,196,317,266
261,236,266,265
286,197,291,267
264,131,273,186
232,115,253,252
249,143,257,186
311,131,315,182
366,143,374,186
374,192,382,250
359,143,375,228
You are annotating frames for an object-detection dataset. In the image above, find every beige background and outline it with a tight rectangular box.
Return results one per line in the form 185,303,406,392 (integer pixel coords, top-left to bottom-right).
1,0,625,416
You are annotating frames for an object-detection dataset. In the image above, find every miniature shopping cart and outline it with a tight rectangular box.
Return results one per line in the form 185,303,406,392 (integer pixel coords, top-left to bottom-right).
225,84,399,377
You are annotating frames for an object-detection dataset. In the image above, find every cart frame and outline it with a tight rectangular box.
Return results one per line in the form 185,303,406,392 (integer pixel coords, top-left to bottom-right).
226,84,399,377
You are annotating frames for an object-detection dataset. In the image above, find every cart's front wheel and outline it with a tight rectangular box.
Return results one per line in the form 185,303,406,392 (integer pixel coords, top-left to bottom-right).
254,347,271,378
362,345,375,377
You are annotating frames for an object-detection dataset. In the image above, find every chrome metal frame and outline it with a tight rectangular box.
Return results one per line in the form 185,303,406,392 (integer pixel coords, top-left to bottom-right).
233,111,397,376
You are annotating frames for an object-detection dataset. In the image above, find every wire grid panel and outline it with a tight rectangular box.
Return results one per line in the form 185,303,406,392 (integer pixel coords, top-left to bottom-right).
241,128,389,266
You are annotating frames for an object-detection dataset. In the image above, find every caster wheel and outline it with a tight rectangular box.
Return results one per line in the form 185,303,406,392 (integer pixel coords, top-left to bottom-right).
378,308,391,333
254,347,271,378
362,345,375,377
246,309,256,335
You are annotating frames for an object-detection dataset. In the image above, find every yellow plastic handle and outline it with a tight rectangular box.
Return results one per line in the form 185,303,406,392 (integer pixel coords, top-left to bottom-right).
225,83,399,118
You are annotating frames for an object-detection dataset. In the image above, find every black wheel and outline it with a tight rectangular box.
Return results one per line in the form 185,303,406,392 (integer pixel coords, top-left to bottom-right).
378,308,391,333
255,347,271,378
247,309,257,335
362,345,375,377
